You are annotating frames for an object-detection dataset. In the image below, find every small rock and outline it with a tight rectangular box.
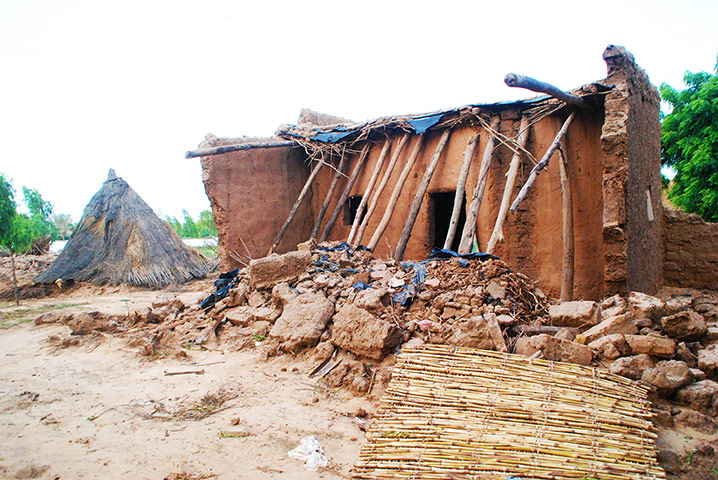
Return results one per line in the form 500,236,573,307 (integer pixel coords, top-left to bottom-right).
486,281,506,300
664,296,693,316
589,333,631,359
608,354,655,380
577,313,637,344
661,310,706,341
514,334,592,365
624,334,676,358
549,301,600,328
628,291,665,321
353,287,390,315
676,342,698,367
698,344,718,377
690,368,707,381
600,294,627,319
675,380,718,416
424,278,440,289
495,314,515,326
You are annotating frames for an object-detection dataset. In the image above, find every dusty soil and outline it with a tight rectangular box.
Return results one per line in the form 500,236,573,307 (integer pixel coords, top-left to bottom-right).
0,290,372,480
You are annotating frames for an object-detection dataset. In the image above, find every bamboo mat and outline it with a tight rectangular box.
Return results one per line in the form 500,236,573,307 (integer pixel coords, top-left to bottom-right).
352,344,665,480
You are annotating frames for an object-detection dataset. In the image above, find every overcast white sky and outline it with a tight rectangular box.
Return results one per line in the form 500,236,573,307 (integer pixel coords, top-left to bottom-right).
1,0,716,222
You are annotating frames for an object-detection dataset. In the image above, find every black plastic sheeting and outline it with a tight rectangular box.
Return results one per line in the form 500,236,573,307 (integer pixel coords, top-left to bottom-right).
200,268,240,310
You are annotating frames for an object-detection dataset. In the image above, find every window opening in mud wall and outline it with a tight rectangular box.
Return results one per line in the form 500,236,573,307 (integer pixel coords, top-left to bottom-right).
344,195,363,225
429,191,466,252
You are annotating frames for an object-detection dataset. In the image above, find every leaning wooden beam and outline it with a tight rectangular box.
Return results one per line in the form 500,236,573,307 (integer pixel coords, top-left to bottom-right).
504,73,591,110
269,157,324,254
558,141,574,301
354,133,410,247
367,136,425,252
510,111,576,213
346,139,391,245
486,115,531,254
319,142,371,243
458,116,500,254
310,152,348,240
394,129,452,261
443,133,479,250
185,140,295,159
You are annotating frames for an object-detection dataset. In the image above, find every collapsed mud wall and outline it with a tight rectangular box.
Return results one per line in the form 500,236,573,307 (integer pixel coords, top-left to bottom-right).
663,208,718,290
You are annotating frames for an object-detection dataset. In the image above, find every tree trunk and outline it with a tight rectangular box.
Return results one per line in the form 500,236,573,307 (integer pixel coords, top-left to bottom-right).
443,133,479,250
486,115,531,254
394,129,452,261
504,73,591,109
367,135,425,251
559,142,574,301
347,139,391,245
11,250,19,306
311,152,348,240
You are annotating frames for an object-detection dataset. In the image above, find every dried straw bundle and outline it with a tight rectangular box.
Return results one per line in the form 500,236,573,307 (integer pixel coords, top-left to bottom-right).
353,345,665,480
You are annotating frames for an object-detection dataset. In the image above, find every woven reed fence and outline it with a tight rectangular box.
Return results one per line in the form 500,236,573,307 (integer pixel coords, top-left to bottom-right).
353,345,665,480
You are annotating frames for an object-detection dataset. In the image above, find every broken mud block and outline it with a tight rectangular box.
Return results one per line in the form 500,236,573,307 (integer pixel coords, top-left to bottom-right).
66,311,119,335
514,334,592,365
331,304,401,360
577,313,637,344
608,354,656,380
641,360,692,396
227,283,249,307
676,342,698,367
661,310,707,341
353,287,390,315
589,333,631,360
624,334,676,358
663,296,693,316
672,408,718,434
248,250,312,289
269,292,334,351
448,314,507,352
600,294,627,319
628,292,665,321
225,306,280,327
698,344,718,377
674,380,718,416
548,301,600,328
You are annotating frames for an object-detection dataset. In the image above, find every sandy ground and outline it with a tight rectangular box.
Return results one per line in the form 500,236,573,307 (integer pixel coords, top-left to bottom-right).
0,291,372,480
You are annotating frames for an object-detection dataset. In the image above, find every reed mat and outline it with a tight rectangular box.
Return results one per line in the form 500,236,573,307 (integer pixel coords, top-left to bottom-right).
352,344,665,480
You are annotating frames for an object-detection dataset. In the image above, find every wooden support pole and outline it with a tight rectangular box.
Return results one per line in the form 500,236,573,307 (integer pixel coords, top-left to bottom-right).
346,139,391,245
354,133,409,247
443,133,479,250
394,129,452,261
510,111,576,213
486,115,530,254
185,140,295,159
458,116,500,254
504,73,591,110
310,152,348,240
558,141,574,301
319,143,370,242
269,157,323,254
367,136,425,252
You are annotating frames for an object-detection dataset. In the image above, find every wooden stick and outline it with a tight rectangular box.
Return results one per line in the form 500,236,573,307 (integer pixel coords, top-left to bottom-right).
504,73,591,109
367,136,425,251
185,140,295,159
319,143,370,242
442,133,479,250
510,111,576,213
558,141,574,302
269,158,323,254
354,133,410,247
310,152,348,240
486,115,530,254
346,139,391,245
458,116,500,254
394,129,452,261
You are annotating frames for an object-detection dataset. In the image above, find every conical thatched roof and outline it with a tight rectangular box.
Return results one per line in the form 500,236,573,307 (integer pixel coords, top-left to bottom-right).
35,169,209,287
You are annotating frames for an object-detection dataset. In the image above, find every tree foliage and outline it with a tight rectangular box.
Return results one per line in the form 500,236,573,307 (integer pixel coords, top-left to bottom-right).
660,57,718,221
0,174,15,245
166,209,217,238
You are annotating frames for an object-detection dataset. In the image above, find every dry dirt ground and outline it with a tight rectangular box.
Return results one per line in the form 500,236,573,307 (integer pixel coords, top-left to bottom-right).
0,287,372,480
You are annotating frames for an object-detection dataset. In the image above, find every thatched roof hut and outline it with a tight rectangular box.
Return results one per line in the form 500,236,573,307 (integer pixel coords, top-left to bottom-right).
35,170,209,287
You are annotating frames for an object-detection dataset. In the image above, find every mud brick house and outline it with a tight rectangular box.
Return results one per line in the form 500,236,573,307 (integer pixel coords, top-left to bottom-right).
190,45,717,300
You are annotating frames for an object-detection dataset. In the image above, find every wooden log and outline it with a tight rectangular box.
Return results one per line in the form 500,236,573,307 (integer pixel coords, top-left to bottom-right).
394,129,452,261
319,142,371,243
269,158,323,254
185,140,295,159
504,73,591,109
442,133,479,250
367,135,425,251
346,139,391,245
310,152,348,240
354,133,409,247
486,115,530,254
509,111,575,213
458,116,500,254
558,141,574,301
512,325,579,336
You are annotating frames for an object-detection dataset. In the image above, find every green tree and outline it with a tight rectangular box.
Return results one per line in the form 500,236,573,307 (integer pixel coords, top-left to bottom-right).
196,209,218,237
166,209,217,238
51,213,75,240
22,186,55,240
661,57,718,221
0,173,15,244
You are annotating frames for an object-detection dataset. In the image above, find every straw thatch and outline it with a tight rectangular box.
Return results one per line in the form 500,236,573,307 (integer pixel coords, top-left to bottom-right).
353,344,665,480
35,170,209,288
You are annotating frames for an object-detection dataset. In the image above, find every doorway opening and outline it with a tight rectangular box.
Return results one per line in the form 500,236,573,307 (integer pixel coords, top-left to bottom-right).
429,191,466,252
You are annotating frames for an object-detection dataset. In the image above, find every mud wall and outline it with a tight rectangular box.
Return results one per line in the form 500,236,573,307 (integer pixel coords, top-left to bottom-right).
201,145,311,270
663,209,718,290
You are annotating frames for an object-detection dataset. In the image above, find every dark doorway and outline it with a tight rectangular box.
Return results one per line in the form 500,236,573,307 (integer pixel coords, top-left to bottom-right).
344,195,363,225
429,191,466,252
